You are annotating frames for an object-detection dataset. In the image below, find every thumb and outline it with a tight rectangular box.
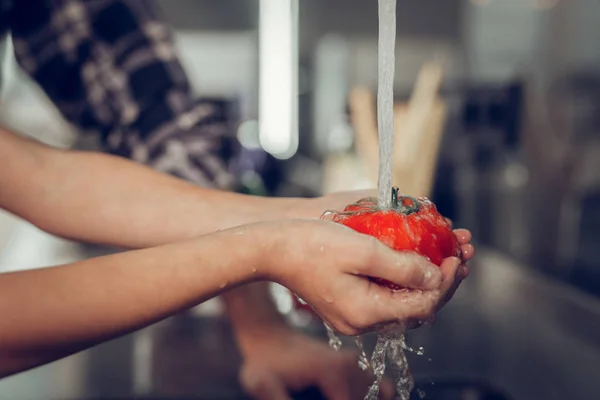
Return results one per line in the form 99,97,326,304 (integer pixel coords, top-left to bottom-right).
240,364,292,400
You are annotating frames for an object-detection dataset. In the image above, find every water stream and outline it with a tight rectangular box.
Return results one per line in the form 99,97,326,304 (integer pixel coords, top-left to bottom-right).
326,1,419,399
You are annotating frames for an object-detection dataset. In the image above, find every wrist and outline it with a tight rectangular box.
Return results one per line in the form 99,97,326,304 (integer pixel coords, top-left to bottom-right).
210,225,272,286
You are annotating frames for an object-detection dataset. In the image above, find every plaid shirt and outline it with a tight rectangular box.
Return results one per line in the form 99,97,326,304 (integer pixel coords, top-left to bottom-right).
0,0,237,189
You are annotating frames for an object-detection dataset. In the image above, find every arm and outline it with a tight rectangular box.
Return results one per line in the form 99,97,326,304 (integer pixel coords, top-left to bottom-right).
5,3,446,397
0,128,298,347
0,127,296,248
0,214,449,380
0,226,263,378
0,126,313,357
0,127,472,395
8,0,286,348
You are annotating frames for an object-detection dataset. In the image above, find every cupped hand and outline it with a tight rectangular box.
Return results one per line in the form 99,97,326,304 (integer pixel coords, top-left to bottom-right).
402,226,473,329
238,327,395,400
266,219,447,335
292,190,475,326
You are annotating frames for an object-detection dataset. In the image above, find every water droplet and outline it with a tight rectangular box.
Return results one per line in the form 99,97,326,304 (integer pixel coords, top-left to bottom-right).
251,267,257,273
320,246,324,252
325,324,342,351
320,210,335,220
219,282,227,289
324,297,334,304
354,337,370,371
424,269,433,279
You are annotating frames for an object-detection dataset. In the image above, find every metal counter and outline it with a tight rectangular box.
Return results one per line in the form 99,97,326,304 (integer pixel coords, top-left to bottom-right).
1,236,600,400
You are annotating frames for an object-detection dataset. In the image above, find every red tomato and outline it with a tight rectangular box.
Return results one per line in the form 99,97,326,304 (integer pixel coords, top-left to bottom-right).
331,187,460,291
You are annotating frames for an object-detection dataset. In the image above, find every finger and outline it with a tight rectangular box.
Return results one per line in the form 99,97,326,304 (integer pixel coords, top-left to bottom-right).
439,257,462,292
453,229,472,244
361,244,442,290
460,244,475,261
459,264,470,279
240,365,292,400
434,257,463,312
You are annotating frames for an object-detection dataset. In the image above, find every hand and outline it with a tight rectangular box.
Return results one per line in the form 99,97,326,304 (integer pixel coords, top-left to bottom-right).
293,190,476,322
404,227,474,329
265,219,448,335
238,327,395,400
441,226,474,304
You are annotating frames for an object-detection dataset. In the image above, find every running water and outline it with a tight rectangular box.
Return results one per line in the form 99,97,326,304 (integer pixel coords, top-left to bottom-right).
369,0,418,399
376,0,396,210
362,324,414,400
324,0,419,399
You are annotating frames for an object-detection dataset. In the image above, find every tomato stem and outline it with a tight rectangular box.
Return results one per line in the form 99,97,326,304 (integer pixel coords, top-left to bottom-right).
391,186,420,215
392,187,399,208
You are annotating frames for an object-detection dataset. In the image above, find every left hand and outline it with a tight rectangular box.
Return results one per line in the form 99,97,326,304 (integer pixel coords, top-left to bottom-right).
238,327,395,400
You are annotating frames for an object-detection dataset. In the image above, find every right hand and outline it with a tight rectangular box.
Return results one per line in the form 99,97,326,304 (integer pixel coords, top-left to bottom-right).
263,219,461,336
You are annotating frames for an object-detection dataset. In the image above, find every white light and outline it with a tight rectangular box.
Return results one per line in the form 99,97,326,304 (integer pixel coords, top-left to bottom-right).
258,0,299,160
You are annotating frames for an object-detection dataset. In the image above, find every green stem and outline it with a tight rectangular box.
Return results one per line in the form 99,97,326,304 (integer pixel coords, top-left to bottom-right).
391,186,420,215
391,187,400,209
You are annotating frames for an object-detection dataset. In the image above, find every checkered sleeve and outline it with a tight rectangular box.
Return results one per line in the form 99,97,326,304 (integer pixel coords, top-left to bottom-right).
7,0,237,189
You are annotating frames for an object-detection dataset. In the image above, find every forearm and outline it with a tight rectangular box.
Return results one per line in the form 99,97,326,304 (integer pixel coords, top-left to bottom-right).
0,226,264,378
0,128,296,248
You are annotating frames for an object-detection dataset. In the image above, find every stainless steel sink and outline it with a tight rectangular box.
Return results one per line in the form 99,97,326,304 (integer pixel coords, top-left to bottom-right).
1,246,600,400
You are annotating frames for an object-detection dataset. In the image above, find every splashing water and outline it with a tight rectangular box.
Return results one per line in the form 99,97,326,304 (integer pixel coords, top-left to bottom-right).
354,336,370,371
325,323,342,351
376,0,396,210
323,2,421,399
324,322,420,400
365,333,389,400
371,0,418,398
363,324,414,400
387,328,414,400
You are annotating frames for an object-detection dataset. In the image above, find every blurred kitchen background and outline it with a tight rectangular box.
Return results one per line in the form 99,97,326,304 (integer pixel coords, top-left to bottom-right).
0,0,599,399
